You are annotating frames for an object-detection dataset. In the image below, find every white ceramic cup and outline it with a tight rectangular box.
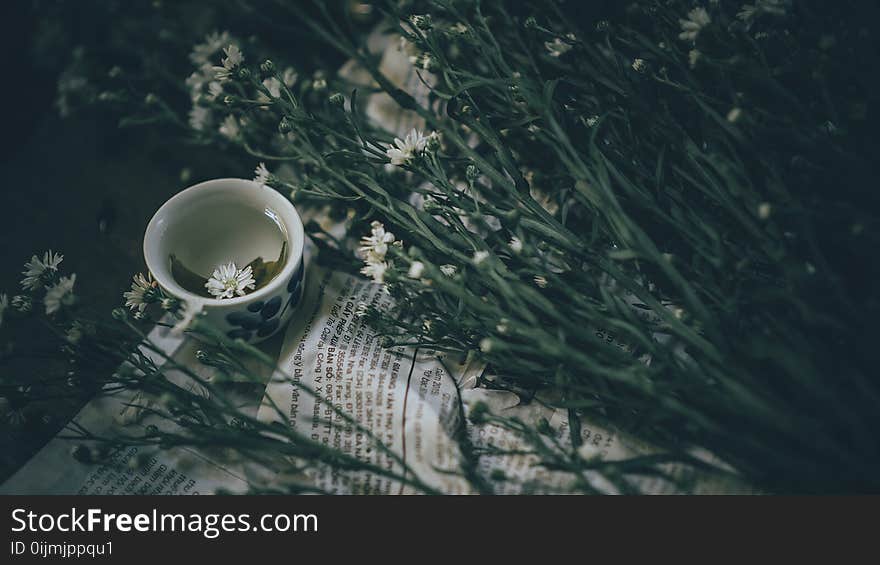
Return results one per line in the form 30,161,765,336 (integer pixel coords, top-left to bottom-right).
144,178,306,343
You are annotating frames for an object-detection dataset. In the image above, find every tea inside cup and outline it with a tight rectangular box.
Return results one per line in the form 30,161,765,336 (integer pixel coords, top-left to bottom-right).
146,180,297,302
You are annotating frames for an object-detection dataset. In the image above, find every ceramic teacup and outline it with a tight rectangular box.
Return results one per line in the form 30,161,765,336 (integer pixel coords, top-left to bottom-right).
144,178,305,343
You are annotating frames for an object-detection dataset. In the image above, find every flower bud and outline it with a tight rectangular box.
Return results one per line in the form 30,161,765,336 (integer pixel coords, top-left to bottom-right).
409,14,433,31
328,92,345,108
278,116,293,134
466,164,479,181
111,307,128,321
260,59,275,75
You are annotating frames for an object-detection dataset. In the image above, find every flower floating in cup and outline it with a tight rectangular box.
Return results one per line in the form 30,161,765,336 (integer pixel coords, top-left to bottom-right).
168,241,287,300
205,262,256,299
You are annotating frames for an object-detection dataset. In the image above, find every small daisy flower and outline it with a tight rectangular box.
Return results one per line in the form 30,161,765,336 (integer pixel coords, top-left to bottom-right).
207,81,224,100
212,46,242,82
206,262,256,299
359,221,396,263
386,128,430,166
219,115,240,140
473,250,490,265
688,49,702,68
509,237,523,254
407,261,425,279
282,67,298,87
254,162,271,186
534,275,549,288
584,115,600,128
359,221,401,284
222,44,243,67
440,264,457,277
727,107,743,123
123,273,156,313
360,261,389,284
44,274,77,315
189,31,231,65
189,105,210,131
679,7,711,42
21,250,63,291
632,58,647,72
545,34,575,57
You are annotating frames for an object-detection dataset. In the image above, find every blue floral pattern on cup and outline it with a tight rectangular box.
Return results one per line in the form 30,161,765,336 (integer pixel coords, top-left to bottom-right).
224,261,304,342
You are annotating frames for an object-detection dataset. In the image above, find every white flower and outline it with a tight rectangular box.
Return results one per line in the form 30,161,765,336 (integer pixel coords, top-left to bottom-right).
758,202,772,220
212,44,244,82
386,128,430,166
688,49,702,68
472,250,490,265
205,262,256,299
360,261,389,284
509,237,523,254
21,250,63,291
282,67,298,87
253,162,271,186
440,264,457,277
222,44,243,69
262,77,282,98
407,261,425,279
359,221,396,264
584,115,600,128
123,273,155,313
189,105,210,131
0,293,7,327
632,58,647,72
207,81,223,100
44,274,76,315
190,31,231,65
727,107,743,123
359,221,397,284
534,275,548,288
545,34,575,57
679,7,711,42
219,115,240,140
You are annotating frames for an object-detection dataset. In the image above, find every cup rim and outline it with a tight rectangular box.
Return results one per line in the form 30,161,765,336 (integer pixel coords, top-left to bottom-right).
143,178,304,307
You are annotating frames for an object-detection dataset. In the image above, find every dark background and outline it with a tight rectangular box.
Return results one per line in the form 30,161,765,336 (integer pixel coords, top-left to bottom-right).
0,2,243,480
